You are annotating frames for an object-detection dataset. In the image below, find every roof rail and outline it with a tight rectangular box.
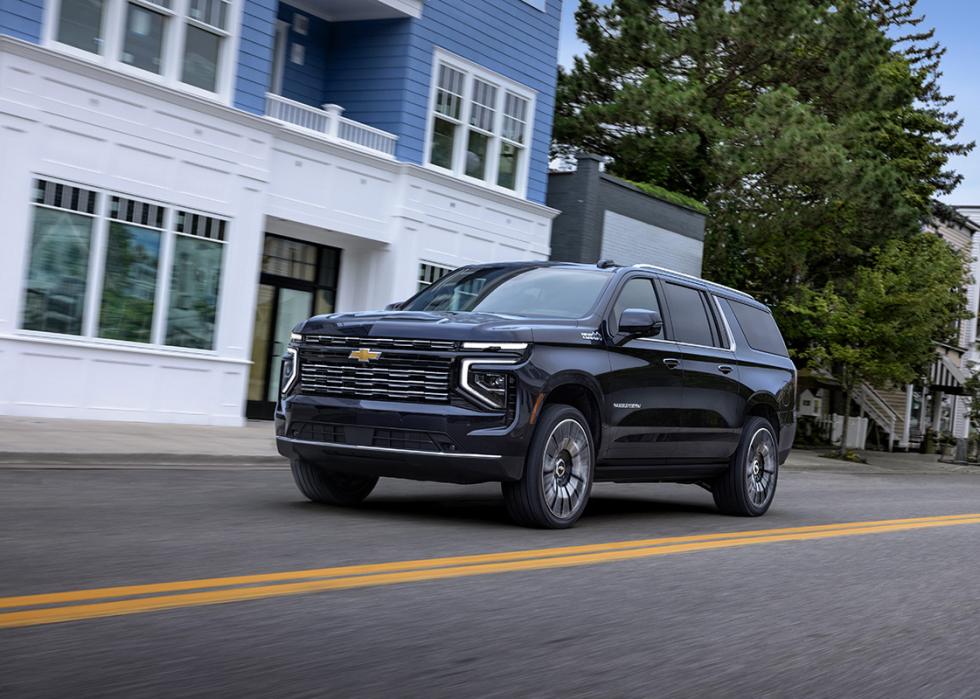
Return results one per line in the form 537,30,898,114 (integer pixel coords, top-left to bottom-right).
631,264,755,300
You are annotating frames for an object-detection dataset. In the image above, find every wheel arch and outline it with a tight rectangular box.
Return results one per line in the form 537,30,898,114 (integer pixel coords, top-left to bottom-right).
537,373,604,452
745,393,780,435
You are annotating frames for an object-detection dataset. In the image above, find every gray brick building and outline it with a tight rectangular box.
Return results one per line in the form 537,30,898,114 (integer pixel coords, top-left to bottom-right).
547,154,707,276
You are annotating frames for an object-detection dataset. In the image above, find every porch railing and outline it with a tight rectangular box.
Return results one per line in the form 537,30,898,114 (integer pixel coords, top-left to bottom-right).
265,94,398,158
855,382,899,450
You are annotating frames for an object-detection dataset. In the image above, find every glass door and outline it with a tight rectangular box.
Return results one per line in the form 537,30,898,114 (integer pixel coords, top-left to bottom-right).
246,235,341,419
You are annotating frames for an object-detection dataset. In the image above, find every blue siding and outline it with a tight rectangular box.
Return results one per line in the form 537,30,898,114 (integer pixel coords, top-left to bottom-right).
238,0,561,204
232,0,277,115
402,0,563,203
0,0,44,43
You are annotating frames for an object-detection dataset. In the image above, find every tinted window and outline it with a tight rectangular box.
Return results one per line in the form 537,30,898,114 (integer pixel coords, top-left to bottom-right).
613,277,660,321
663,282,715,346
728,299,789,356
402,266,611,319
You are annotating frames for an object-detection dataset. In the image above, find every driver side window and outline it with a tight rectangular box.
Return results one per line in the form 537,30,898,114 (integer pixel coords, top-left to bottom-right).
613,277,660,331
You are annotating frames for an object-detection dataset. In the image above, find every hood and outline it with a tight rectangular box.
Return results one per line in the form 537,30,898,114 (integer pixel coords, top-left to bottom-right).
297,310,540,343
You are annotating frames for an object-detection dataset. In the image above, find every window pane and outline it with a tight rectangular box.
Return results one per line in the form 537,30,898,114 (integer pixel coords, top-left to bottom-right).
99,222,161,342
502,92,528,143
435,64,465,119
469,78,497,132
122,3,166,74
187,0,227,29
727,299,788,356
22,208,92,335
663,283,714,346
430,117,456,169
614,278,660,320
465,130,489,179
497,141,521,189
181,24,220,91
165,235,223,349
57,0,105,53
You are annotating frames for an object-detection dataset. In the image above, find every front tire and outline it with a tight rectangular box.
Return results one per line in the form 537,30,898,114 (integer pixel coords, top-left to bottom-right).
502,404,595,528
712,416,779,516
290,458,378,506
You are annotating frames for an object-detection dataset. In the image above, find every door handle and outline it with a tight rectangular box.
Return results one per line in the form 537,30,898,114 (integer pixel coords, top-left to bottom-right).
663,358,680,369
718,364,734,375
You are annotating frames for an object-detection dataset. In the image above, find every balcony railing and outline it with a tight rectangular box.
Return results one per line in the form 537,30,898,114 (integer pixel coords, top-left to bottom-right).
265,94,398,158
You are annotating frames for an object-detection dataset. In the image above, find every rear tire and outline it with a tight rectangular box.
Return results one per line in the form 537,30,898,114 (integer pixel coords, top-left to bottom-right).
502,404,594,529
712,416,779,516
290,458,378,506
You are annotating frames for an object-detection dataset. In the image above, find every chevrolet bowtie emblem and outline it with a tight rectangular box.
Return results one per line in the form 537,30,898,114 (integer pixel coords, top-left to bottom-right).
349,348,381,362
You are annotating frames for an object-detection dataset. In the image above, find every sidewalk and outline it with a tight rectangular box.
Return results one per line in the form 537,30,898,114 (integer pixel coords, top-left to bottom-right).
1,416,978,472
0,417,284,467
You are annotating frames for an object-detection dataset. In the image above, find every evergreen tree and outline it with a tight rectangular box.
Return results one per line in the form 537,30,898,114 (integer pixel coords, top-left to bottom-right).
555,0,973,356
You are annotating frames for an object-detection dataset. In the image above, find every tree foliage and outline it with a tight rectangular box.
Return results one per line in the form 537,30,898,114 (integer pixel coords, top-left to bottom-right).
554,0,973,364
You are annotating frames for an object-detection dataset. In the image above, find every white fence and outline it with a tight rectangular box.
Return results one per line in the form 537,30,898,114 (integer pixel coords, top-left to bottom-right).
265,94,398,158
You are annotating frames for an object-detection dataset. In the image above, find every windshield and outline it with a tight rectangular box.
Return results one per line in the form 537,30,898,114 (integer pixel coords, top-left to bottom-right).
401,266,611,319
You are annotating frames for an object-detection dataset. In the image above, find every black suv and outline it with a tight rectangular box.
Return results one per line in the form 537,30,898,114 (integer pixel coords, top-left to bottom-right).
276,262,796,528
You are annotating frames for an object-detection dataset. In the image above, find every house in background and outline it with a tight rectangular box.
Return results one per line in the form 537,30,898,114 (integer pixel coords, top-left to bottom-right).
0,0,563,423
547,154,707,274
798,203,980,453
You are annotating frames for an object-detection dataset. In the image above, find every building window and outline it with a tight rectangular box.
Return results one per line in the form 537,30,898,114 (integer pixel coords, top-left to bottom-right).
47,0,236,97
22,181,98,335
418,262,452,291
21,179,228,351
426,51,535,195
99,196,166,342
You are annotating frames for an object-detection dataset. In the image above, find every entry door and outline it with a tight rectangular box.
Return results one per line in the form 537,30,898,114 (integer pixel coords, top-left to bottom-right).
246,235,341,419
247,284,314,419
601,276,686,461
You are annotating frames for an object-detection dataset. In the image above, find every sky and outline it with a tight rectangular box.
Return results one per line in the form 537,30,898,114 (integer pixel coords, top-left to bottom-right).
556,0,980,205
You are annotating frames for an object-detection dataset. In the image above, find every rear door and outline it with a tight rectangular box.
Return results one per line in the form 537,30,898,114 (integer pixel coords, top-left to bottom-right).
659,280,742,460
601,274,686,461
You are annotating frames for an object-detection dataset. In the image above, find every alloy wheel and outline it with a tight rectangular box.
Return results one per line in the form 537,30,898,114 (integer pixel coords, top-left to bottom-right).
542,418,591,519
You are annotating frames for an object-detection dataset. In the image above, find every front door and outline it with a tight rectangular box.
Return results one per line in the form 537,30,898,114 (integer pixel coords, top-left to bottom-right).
601,275,686,461
246,235,341,419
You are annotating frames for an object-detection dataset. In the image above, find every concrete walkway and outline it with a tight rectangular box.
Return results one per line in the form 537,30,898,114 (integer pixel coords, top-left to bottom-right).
1,416,977,472
0,417,282,466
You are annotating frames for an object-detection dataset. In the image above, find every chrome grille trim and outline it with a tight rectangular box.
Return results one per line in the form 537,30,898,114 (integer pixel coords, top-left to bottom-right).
304,335,458,351
298,346,453,402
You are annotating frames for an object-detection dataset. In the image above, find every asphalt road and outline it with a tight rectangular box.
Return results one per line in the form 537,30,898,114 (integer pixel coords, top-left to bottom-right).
3,460,980,697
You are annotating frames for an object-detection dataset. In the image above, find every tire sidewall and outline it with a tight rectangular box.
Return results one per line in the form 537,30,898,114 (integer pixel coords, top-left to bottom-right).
735,417,779,515
526,405,595,528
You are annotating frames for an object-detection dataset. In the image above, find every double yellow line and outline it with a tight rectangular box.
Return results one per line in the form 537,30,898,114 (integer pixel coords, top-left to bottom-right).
3,513,979,629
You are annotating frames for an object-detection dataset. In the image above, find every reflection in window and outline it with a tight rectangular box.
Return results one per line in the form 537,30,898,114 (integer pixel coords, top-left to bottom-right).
99,222,161,342
57,0,106,53
166,235,223,349
22,208,93,335
181,24,220,91
121,2,166,74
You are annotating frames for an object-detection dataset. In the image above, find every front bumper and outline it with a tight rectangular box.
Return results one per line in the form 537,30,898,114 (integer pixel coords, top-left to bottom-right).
276,395,531,484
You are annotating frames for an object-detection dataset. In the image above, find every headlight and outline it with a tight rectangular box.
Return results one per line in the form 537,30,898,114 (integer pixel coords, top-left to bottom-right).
461,342,528,351
290,332,303,342
460,358,518,409
281,347,299,395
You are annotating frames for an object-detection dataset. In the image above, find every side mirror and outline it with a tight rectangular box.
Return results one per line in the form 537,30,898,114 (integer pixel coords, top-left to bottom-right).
384,301,403,311
617,308,663,342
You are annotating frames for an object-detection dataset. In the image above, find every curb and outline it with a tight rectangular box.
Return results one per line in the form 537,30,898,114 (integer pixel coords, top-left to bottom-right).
0,452,288,467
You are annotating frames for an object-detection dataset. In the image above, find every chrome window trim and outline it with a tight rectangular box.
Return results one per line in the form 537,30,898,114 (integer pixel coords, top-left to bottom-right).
277,436,502,460
712,295,737,352
632,263,754,301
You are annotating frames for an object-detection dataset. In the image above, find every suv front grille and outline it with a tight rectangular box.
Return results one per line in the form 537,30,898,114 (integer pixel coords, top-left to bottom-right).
304,335,458,352
298,346,452,402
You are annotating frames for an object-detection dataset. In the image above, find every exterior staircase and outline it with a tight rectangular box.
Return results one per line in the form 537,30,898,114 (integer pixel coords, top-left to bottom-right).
854,383,904,450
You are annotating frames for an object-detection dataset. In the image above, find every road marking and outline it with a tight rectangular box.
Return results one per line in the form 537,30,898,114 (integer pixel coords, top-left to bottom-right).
2,514,979,629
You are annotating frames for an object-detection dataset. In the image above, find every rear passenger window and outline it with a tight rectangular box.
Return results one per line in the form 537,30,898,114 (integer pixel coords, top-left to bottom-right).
663,282,715,347
613,277,660,322
728,299,789,356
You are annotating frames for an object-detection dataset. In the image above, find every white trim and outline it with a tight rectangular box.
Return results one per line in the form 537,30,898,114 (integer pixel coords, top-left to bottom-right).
269,20,288,95
41,0,240,104
423,48,536,200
